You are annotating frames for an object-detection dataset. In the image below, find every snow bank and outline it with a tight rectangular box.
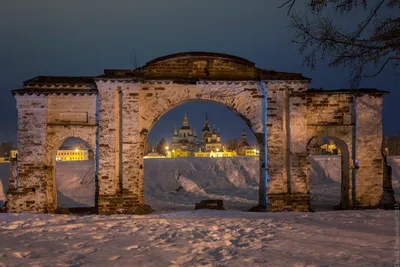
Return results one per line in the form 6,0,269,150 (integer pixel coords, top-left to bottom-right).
56,160,95,208
309,155,341,210
0,162,10,202
144,157,260,211
387,156,400,202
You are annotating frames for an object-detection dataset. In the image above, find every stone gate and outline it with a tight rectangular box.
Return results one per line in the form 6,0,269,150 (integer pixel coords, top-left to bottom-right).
7,52,390,214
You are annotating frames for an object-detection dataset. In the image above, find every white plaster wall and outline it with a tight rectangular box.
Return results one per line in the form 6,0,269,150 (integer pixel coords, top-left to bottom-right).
47,95,97,124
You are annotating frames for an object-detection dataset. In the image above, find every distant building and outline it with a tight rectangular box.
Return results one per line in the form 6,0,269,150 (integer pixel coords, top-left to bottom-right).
194,149,237,158
202,113,223,152
144,147,166,159
170,110,199,153
237,129,251,155
8,148,91,161
10,150,18,159
169,112,224,155
245,149,259,157
56,146,89,161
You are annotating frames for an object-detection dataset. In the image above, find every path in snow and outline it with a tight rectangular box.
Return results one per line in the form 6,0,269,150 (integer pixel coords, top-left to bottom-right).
0,210,396,266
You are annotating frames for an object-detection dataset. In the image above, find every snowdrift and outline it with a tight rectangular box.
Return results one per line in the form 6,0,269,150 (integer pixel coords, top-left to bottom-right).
144,157,260,211
309,155,341,210
56,160,96,208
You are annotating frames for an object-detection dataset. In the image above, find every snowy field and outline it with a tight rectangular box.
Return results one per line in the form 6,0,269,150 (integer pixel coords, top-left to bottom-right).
144,157,259,211
56,160,95,208
0,210,396,266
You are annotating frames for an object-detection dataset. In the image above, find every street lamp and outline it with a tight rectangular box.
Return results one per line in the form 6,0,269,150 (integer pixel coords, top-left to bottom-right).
165,146,169,150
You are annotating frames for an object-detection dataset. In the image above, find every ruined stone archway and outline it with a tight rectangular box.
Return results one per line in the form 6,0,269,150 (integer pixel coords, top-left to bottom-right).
8,52,387,214
307,135,351,209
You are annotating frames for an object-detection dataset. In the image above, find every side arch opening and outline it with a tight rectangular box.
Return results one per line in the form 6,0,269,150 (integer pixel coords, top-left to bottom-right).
307,135,350,210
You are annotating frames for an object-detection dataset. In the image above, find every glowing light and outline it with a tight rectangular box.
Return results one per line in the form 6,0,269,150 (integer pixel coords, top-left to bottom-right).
166,146,169,150
216,148,219,152
75,148,79,152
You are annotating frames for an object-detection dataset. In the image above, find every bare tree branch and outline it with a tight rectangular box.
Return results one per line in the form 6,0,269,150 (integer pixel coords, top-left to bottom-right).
363,57,400,78
278,0,296,15
285,0,399,87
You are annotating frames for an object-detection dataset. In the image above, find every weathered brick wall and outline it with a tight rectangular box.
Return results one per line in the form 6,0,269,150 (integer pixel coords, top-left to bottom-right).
144,56,257,80
290,91,308,192
7,95,48,213
265,80,310,211
96,81,120,213
96,81,146,214
121,84,141,204
47,95,97,124
356,94,384,207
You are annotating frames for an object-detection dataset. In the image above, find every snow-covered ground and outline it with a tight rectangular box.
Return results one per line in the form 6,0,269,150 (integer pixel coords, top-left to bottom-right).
56,160,95,208
0,157,398,266
388,156,400,203
0,210,396,266
309,155,341,211
0,162,10,202
144,157,259,211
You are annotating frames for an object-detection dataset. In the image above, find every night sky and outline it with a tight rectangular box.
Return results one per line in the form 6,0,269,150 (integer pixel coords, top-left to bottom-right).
0,1,398,146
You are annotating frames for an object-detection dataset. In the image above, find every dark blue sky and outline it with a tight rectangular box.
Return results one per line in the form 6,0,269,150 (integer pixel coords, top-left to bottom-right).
0,1,398,144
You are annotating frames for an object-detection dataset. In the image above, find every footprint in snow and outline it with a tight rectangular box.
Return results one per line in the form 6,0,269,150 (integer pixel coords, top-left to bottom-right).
124,245,139,251
72,242,87,249
12,251,33,259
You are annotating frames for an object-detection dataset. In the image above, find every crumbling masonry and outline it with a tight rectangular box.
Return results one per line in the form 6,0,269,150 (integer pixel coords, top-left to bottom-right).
7,52,390,213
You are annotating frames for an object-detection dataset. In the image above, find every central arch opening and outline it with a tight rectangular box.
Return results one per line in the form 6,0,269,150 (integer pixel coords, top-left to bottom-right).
144,100,261,212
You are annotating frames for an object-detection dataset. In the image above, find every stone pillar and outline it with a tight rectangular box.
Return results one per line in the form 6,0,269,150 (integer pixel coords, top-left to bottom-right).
7,94,48,213
121,84,146,213
355,94,384,207
266,82,289,211
97,81,119,214
289,91,310,211
266,81,310,211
